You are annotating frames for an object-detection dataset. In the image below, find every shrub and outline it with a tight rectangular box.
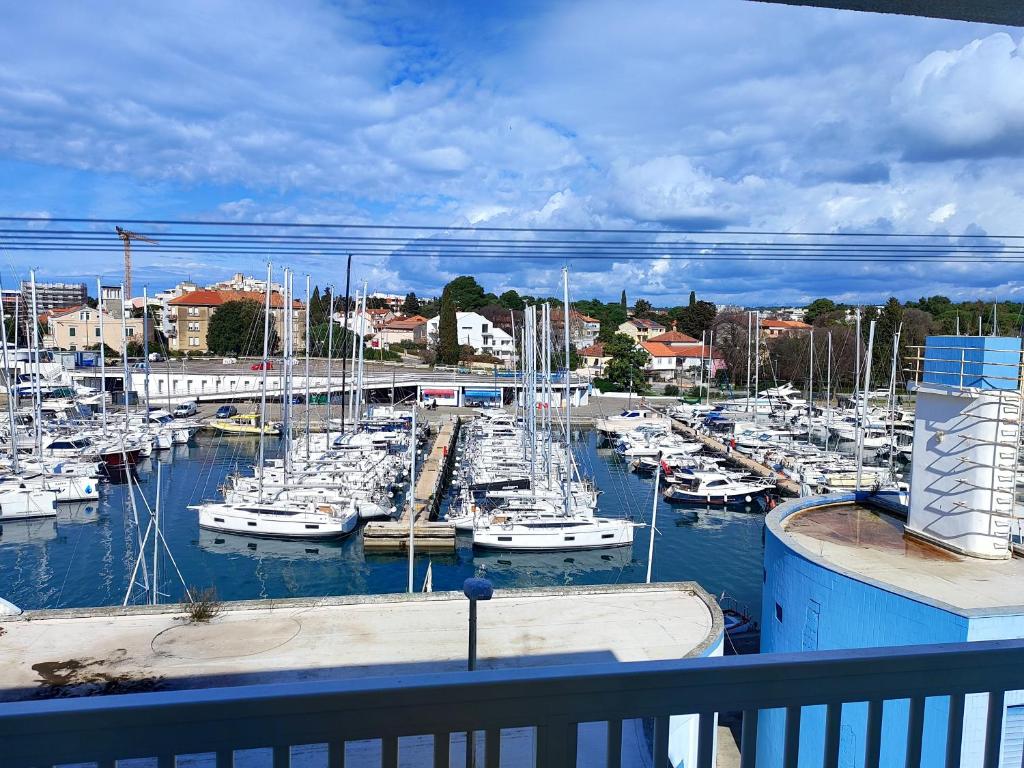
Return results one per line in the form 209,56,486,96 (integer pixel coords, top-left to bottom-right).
182,587,223,623
664,384,680,396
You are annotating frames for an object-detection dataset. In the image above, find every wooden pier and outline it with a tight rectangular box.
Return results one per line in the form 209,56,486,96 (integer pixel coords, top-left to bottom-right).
363,416,463,552
665,414,802,497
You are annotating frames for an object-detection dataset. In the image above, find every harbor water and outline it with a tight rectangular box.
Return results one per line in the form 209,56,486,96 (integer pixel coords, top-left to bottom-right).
0,430,766,619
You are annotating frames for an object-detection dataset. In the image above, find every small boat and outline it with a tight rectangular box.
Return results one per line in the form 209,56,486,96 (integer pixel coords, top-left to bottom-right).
662,470,774,505
0,485,58,521
208,413,282,436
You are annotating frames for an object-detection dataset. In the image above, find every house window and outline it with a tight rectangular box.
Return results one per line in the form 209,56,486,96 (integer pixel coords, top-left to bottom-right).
481,323,489,333
79,312,86,321
95,328,101,338
125,328,134,337
68,327,76,337
188,307,199,316
189,337,199,347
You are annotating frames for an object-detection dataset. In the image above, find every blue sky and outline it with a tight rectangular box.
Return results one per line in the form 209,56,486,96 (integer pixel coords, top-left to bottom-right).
1,1,1023,305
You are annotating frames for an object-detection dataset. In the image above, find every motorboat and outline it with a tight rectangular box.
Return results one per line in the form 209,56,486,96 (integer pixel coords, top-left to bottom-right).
662,470,775,505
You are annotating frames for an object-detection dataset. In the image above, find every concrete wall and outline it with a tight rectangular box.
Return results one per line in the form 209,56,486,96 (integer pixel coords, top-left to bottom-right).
761,493,1024,768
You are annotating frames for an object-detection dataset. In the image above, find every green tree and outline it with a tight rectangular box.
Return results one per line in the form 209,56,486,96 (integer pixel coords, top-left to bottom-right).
620,290,627,311
674,300,717,338
499,289,525,311
401,292,421,314
436,288,460,365
366,296,389,310
603,333,650,392
688,290,696,307
804,298,837,324
206,299,279,356
444,276,488,311
633,298,654,318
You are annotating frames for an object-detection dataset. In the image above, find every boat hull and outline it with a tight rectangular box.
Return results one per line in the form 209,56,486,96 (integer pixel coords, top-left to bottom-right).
197,504,357,539
472,518,634,551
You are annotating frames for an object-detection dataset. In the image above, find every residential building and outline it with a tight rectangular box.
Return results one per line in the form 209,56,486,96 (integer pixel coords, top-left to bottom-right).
154,281,199,338
100,285,126,319
760,319,813,339
21,281,87,314
208,272,283,295
552,309,601,348
617,317,666,342
578,341,610,376
425,312,517,366
377,315,428,349
0,289,20,319
167,290,305,353
368,292,405,312
639,341,680,380
42,305,150,353
640,341,725,381
647,330,699,347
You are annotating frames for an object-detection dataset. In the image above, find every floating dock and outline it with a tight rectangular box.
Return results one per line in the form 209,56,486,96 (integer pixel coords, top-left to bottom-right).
363,416,462,552
664,412,802,497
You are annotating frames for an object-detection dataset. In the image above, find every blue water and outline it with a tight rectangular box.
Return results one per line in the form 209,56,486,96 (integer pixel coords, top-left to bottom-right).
0,431,765,619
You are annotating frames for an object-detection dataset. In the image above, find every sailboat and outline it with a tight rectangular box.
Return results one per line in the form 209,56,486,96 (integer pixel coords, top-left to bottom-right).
470,270,635,551
195,266,358,540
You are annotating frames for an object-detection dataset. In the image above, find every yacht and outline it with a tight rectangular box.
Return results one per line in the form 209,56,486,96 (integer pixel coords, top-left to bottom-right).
662,470,775,505
194,499,360,539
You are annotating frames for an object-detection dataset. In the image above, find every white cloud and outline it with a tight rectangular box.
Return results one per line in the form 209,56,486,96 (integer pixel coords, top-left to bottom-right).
893,33,1024,158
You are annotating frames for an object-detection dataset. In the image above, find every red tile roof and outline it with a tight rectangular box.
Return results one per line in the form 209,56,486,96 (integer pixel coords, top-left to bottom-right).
169,289,303,309
639,341,678,358
580,342,606,357
648,330,698,344
761,319,811,330
674,344,723,359
384,315,428,330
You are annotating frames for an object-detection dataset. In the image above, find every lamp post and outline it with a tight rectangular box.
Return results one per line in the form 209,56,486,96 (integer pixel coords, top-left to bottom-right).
463,577,493,671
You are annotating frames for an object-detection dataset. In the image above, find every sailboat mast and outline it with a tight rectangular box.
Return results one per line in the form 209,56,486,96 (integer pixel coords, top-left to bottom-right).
304,274,311,460
855,320,876,493
807,329,814,443
746,311,752,410
96,277,107,435
826,331,833,445
854,307,862,454
282,269,291,483
325,285,334,449
356,281,368,423
348,290,360,426
561,267,572,517
338,255,352,434
0,277,18,474
119,283,132,433
753,310,760,420
407,404,417,594
152,462,161,605
29,270,43,458
256,262,272,504
646,463,661,584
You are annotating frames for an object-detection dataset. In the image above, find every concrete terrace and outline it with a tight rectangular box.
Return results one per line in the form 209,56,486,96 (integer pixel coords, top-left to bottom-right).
780,502,1024,615
0,582,721,703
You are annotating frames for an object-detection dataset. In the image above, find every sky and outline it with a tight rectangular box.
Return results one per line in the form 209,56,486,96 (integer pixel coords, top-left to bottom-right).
1,0,1023,306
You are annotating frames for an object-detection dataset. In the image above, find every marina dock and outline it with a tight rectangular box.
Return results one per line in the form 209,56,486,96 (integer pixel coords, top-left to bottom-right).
362,416,462,552
663,412,802,497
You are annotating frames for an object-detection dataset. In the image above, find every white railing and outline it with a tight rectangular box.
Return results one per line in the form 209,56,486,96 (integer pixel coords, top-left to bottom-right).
2,639,1023,767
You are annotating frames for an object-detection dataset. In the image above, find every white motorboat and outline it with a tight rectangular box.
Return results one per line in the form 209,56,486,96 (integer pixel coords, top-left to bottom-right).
662,470,774,505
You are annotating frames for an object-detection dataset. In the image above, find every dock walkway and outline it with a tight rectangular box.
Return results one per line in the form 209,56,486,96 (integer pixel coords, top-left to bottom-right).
363,416,462,552
663,413,802,497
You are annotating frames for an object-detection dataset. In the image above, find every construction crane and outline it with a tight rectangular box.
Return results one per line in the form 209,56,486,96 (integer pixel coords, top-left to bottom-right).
115,226,158,301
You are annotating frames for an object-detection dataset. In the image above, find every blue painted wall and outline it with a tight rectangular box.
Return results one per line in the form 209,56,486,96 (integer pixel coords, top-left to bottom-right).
757,494,1024,768
921,335,1022,390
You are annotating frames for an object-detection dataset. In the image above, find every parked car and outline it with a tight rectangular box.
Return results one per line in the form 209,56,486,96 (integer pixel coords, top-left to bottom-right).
215,404,238,419
130,362,149,372
173,401,198,418
148,352,165,363
222,357,237,365
251,361,274,371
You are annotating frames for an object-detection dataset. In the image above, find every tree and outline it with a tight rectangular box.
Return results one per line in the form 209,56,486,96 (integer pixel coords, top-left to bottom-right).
436,288,460,365
206,299,279,356
444,276,487,311
633,299,654,318
688,291,696,307
366,296,389,310
674,300,717,338
620,291,627,311
499,289,525,311
603,333,650,393
804,298,837,324
401,292,421,315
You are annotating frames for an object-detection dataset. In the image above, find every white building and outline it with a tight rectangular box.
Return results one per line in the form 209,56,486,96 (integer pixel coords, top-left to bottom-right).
368,292,405,312
425,312,517,366
208,272,283,295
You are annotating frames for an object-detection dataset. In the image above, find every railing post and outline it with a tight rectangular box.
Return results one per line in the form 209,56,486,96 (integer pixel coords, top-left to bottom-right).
536,719,576,768
739,709,759,768
982,690,1005,768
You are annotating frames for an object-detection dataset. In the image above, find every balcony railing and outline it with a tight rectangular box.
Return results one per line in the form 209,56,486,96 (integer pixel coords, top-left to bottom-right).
2,639,1022,767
